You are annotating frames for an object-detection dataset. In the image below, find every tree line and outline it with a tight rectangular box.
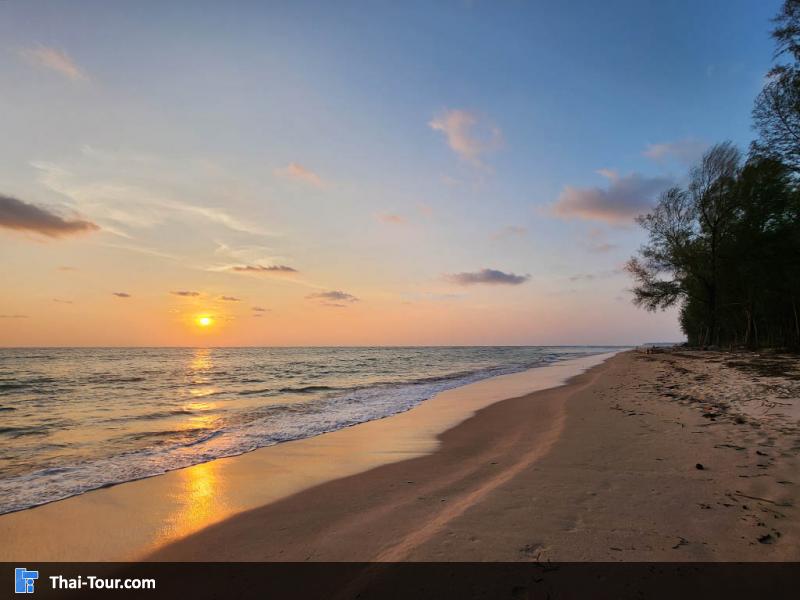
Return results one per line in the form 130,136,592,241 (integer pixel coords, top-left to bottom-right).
628,0,800,350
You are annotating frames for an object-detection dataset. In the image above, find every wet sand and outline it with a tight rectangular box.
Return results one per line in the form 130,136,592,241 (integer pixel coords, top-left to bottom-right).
148,349,800,561
0,352,613,561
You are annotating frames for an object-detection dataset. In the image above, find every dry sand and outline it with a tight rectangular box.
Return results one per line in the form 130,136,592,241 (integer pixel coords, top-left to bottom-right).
149,350,800,561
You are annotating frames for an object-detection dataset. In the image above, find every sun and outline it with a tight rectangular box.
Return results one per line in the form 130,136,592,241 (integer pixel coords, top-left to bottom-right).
195,315,214,328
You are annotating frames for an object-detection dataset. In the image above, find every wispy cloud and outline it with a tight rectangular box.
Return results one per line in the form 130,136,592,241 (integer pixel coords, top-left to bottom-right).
445,268,529,286
550,171,672,224
112,292,131,298
275,162,324,187
643,138,707,164
52,298,73,304
175,203,264,235
0,193,98,238
230,264,297,274
170,290,200,297
376,213,407,225
306,290,359,307
580,227,618,253
417,203,434,217
252,306,269,312
401,291,466,303
220,295,240,302
19,45,87,81
56,266,77,272
490,225,527,241
429,109,502,167
31,160,268,237
568,268,624,283
0,314,29,319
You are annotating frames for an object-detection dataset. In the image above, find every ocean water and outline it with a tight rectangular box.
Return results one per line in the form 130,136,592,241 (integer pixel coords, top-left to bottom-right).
0,346,619,514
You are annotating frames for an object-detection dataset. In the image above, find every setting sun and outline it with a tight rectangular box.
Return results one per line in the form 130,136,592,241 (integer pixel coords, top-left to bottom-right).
195,316,213,328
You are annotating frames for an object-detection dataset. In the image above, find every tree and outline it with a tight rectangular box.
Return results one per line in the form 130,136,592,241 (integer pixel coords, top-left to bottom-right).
630,0,800,350
753,0,800,171
627,143,741,347
627,145,800,350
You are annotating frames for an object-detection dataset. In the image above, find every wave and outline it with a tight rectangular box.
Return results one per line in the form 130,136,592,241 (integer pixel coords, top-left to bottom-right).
102,408,198,424
278,385,339,394
237,387,273,396
84,375,147,384
0,425,49,438
0,347,617,514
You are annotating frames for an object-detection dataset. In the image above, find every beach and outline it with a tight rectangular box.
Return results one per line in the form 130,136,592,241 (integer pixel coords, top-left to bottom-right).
2,349,798,562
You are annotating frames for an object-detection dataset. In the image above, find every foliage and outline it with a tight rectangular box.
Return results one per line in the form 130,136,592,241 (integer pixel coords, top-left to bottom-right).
628,148,800,348
629,0,800,349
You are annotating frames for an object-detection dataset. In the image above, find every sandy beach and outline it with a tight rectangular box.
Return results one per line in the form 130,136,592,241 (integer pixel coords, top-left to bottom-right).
0,352,612,561
3,349,798,563
148,349,799,561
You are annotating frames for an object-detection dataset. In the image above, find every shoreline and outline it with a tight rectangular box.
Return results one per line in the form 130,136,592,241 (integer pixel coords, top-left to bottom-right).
148,349,799,561
0,351,615,561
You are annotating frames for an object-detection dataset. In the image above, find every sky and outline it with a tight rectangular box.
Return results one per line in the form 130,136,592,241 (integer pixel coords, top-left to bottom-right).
0,0,783,346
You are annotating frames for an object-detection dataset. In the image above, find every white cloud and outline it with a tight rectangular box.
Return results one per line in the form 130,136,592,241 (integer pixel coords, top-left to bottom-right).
643,138,707,164
275,162,324,187
429,109,502,167
375,213,407,225
19,45,87,81
31,157,268,236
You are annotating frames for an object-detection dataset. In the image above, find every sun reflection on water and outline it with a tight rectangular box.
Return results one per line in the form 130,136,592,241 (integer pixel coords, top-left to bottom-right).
190,348,212,372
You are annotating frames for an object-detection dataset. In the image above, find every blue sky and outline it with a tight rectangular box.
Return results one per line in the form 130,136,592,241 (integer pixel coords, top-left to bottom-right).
0,0,783,345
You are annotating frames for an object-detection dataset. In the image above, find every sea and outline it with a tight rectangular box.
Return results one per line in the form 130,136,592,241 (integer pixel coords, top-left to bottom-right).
0,346,621,514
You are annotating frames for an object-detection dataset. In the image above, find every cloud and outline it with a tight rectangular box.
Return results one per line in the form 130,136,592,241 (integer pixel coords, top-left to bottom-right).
220,296,240,302
112,292,131,298
595,168,618,180
376,213,407,225
0,193,99,238
0,314,29,319
30,160,269,237
550,172,672,224
429,109,502,167
568,268,624,283
490,225,527,241
52,298,73,304
581,227,618,253
643,138,707,164
275,162,324,187
417,203,434,217
230,264,298,274
445,268,530,286
401,291,466,303
56,266,77,271
175,203,266,235
252,306,269,312
19,45,87,81
170,290,200,297
306,290,359,307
